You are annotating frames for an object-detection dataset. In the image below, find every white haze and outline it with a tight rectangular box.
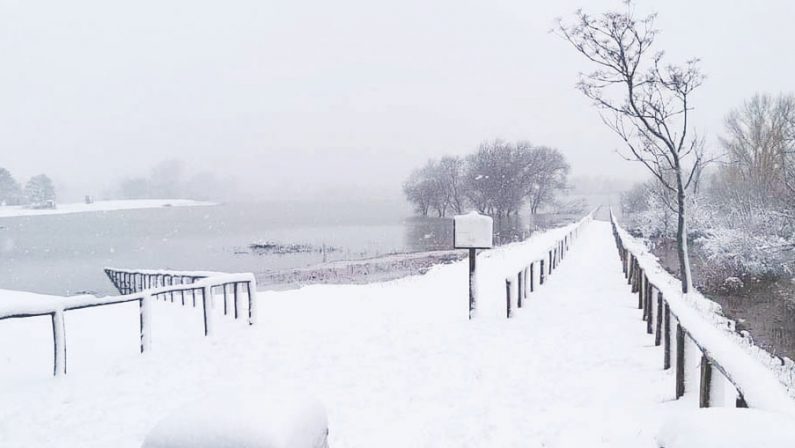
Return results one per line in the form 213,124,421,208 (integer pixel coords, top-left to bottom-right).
1,0,793,202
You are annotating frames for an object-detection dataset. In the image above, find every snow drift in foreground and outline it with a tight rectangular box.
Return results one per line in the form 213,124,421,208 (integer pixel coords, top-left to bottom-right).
142,389,328,448
0,199,214,218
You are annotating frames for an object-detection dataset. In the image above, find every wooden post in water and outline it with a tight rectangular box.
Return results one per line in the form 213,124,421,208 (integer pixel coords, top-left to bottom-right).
676,323,686,398
699,354,713,408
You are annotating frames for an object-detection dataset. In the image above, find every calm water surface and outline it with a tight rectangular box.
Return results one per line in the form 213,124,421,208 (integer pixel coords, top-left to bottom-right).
0,202,568,296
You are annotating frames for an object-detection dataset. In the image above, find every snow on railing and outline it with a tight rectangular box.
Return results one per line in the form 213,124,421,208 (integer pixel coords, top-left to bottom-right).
0,271,257,376
503,210,595,318
610,210,795,417
104,267,223,295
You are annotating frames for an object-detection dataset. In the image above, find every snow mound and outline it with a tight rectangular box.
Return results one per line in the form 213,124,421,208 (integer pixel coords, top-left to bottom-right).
142,389,328,448
656,408,795,448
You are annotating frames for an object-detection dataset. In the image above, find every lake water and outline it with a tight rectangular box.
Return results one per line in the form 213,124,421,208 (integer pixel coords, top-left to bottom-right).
0,201,563,297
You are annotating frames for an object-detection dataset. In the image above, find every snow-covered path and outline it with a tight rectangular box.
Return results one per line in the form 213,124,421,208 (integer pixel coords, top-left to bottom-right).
0,221,675,447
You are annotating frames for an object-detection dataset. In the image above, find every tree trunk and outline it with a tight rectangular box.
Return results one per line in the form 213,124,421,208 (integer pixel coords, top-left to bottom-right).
675,169,693,294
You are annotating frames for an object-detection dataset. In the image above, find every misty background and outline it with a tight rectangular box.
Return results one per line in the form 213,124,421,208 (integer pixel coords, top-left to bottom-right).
2,0,794,204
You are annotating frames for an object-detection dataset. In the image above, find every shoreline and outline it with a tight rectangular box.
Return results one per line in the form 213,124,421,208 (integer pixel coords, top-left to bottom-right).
256,250,466,290
0,199,215,219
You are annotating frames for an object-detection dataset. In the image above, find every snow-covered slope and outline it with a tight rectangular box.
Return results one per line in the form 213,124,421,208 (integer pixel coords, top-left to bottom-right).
0,199,214,218
0,221,792,446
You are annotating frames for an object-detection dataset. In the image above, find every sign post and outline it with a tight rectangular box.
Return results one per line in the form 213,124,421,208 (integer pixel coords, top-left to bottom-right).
453,212,493,319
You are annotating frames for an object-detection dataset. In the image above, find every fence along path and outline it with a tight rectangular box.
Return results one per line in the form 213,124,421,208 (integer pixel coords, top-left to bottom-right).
0,270,256,376
610,212,795,416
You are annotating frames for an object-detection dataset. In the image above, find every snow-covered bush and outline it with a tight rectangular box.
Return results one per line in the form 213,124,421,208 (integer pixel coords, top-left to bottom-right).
698,214,794,279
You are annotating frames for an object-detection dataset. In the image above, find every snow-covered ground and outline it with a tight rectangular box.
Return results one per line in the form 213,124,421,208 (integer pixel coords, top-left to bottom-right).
0,221,792,446
0,199,214,218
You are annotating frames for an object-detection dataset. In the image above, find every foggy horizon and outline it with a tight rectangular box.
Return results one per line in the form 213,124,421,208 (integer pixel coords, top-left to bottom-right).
3,0,794,202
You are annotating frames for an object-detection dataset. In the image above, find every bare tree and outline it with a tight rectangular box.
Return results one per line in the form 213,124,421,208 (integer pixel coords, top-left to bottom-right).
403,168,433,216
438,156,467,214
720,94,795,205
526,146,570,214
557,1,705,293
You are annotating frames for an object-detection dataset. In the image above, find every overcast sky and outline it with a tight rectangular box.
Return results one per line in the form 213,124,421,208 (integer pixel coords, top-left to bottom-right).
2,0,793,201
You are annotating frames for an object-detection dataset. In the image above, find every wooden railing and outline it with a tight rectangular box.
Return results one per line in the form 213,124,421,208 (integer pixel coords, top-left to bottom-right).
0,271,256,376
504,212,594,318
610,210,795,415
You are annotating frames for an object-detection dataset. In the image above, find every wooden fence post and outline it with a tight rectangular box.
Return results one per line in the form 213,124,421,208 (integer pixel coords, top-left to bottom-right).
638,271,644,309
699,354,713,408
676,323,686,398
234,282,241,319
523,267,528,299
51,311,66,376
202,287,213,336
627,255,634,285
663,303,672,369
223,284,229,316
529,263,535,292
655,292,663,346
517,272,523,308
140,295,151,353
540,260,545,285
646,284,653,335
505,279,512,318
246,281,256,326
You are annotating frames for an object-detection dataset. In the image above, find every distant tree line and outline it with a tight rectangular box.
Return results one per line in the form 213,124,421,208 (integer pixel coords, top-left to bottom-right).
117,159,234,201
403,140,570,218
0,168,56,206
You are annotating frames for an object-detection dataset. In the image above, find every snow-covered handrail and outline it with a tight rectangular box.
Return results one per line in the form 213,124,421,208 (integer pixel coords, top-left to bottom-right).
503,210,595,318
609,210,795,417
0,272,257,377
104,267,225,295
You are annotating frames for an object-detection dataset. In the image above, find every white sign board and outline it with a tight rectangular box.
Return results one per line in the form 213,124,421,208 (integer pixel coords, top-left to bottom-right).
453,211,493,249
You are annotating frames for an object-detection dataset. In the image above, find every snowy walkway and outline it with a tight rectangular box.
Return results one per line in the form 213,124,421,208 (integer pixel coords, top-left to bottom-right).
0,221,677,447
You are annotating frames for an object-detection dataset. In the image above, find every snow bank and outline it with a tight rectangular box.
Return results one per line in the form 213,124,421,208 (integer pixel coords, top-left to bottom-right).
656,408,795,448
0,199,214,218
611,213,795,416
142,389,328,448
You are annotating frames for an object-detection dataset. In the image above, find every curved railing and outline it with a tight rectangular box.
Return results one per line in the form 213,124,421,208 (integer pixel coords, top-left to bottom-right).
610,210,795,416
0,271,256,376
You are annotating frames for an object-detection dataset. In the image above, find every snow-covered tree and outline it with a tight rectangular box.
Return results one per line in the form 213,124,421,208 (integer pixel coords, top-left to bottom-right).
0,167,22,205
557,1,706,294
24,174,56,205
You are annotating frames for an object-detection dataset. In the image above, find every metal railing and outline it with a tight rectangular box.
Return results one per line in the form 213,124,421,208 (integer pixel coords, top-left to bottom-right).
610,210,795,415
0,271,256,376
